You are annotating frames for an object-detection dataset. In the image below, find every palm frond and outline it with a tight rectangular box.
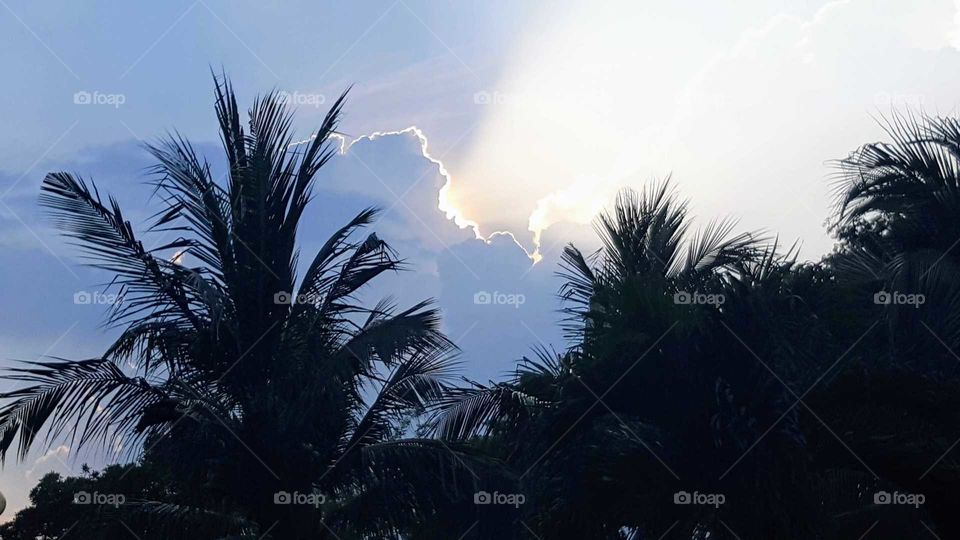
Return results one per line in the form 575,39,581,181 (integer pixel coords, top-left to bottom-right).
39,172,205,329
428,383,531,441
145,132,235,284
296,207,380,302
0,358,166,461
345,345,458,451
593,181,689,279
684,218,761,276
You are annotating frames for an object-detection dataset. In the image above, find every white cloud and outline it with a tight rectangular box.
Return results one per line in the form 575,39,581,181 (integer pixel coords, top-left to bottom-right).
299,127,567,380
25,445,70,482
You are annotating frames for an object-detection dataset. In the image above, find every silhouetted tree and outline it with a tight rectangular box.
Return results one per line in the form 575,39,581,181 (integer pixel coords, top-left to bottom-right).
435,180,944,538
0,463,170,540
815,112,960,537
0,75,487,539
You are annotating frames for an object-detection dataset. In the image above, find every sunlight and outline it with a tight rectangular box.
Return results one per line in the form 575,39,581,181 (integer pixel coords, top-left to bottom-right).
453,0,696,256
452,0,960,260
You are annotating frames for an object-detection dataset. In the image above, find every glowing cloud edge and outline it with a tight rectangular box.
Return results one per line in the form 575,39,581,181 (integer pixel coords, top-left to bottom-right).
293,126,540,262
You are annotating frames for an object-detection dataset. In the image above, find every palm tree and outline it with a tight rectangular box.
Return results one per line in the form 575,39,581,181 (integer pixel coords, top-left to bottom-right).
434,181,947,538
435,183,800,537
831,112,960,367
0,75,483,538
823,112,960,536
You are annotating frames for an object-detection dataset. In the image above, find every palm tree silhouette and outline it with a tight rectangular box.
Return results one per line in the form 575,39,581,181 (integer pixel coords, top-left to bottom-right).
434,180,949,538
832,113,960,368
0,75,482,538
824,112,960,537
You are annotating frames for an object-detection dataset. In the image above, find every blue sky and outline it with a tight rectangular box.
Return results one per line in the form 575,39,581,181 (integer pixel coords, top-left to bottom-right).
3,0,960,518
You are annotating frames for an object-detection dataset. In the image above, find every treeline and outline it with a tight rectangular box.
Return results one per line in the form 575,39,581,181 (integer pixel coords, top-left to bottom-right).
1,79,960,539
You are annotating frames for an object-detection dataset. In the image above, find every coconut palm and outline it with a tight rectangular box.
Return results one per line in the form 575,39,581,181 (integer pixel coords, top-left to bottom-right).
822,112,960,537
0,75,484,538
434,183,814,538
832,112,960,367
434,181,949,538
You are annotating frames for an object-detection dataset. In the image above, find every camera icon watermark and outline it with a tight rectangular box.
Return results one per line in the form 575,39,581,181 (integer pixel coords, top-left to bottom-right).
673,490,725,508
473,90,525,106
73,90,126,108
473,290,525,309
273,490,325,507
473,490,525,508
73,491,125,508
873,290,925,309
74,290,123,305
673,291,725,306
873,490,924,508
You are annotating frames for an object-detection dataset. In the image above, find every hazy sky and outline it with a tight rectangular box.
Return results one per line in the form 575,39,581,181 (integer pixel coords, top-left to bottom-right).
2,0,960,518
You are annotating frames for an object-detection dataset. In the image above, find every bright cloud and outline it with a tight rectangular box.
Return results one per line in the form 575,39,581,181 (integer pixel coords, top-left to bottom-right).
25,445,70,482
446,0,960,259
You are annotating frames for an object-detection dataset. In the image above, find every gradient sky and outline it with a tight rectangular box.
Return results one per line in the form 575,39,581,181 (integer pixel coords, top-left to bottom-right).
2,0,960,518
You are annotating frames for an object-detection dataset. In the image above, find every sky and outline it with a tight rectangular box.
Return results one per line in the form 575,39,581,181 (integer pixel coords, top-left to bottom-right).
2,0,960,519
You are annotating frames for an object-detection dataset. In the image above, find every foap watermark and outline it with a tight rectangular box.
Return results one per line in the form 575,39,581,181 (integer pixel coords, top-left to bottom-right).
673,490,725,508
873,290,925,309
473,90,525,106
273,491,325,508
473,290,525,308
474,490,525,508
273,291,321,305
74,290,123,305
277,91,326,108
73,491,125,508
73,90,126,108
874,490,924,508
673,291,725,306
473,89,594,107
